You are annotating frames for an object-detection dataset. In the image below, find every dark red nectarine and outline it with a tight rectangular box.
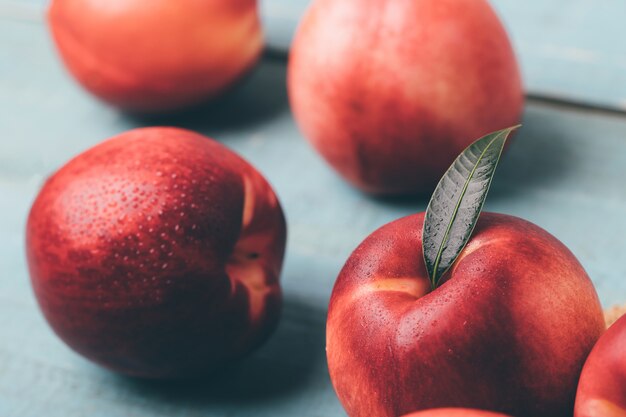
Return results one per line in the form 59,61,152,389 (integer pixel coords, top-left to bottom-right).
26,127,286,378
48,0,263,112
327,213,604,416
288,0,523,194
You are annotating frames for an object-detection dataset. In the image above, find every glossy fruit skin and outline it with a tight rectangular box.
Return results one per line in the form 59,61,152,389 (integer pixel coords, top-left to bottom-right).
288,0,523,194
402,409,513,417
574,314,626,417
48,0,263,112
327,212,604,417
26,127,286,378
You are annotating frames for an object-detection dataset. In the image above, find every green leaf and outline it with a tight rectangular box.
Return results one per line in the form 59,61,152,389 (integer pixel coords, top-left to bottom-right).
422,126,520,289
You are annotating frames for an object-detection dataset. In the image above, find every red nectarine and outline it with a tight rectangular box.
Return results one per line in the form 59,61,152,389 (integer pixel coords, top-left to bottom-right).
27,127,286,378
575,314,626,417
48,0,263,112
402,409,512,417
288,0,523,194
327,213,604,416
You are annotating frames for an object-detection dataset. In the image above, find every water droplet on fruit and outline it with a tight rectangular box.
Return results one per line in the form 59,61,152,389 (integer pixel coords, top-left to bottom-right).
161,263,168,269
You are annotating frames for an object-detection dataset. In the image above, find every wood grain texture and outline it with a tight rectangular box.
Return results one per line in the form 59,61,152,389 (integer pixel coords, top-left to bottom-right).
1,9,626,417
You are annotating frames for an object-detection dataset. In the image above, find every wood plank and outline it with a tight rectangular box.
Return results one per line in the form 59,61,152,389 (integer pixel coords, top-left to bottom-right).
493,0,626,111
2,14,626,417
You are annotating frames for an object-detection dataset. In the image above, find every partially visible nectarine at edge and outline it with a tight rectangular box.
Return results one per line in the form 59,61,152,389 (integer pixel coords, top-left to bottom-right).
402,408,513,417
48,0,263,112
575,314,626,417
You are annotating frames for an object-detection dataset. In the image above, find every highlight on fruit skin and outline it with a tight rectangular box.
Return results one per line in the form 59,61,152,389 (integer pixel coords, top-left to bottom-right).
402,408,514,417
288,0,523,195
47,0,264,112
26,127,286,378
326,212,604,417
574,314,626,417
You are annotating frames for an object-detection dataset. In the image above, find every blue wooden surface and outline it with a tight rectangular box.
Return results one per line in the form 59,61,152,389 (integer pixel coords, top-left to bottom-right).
2,3,626,417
